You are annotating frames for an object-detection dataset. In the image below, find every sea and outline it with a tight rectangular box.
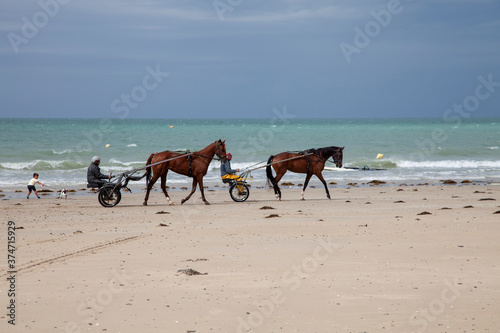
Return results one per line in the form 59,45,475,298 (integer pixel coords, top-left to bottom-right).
1,118,499,195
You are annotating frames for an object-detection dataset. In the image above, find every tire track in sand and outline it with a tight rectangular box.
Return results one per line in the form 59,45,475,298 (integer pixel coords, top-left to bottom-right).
1,235,143,277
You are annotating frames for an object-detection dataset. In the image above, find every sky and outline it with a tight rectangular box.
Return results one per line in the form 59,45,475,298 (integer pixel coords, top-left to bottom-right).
0,0,499,119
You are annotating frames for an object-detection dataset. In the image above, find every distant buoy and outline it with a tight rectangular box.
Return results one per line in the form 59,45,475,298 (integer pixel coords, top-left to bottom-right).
106,144,110,148
170,125,174,128
376,153,383,159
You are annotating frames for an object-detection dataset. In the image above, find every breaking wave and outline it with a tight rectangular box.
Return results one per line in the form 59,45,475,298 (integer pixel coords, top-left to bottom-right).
396,159,500,169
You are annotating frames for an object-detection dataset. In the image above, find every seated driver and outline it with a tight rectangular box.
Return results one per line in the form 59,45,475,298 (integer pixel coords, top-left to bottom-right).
220,153,242,182
87,156,112,187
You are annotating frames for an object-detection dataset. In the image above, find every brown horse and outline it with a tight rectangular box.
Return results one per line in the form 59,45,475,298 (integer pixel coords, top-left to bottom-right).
143,140,226,206
266,146,344,201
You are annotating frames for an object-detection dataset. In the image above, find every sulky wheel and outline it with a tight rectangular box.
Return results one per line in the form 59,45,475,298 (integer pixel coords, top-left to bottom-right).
229,182,249,202
98,186,121,207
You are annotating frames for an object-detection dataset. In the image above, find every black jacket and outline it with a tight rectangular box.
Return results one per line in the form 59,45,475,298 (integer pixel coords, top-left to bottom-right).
87,163,108,183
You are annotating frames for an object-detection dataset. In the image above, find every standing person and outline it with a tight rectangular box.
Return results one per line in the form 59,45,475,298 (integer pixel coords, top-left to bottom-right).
87,156,112,188
27,173,44,199
220,153,241,182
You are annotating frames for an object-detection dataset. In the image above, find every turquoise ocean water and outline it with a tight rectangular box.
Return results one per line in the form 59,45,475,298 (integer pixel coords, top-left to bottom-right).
1,118,499,192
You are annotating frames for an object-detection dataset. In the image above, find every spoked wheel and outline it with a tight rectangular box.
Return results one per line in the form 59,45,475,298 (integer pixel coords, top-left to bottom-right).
229,182,249,202
98,186,122,207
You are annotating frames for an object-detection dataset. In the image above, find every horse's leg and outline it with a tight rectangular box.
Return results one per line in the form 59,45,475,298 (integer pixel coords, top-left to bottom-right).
273,167,285,201
301,173,313,201
315,172,331,199
143,171,160,206
197,177,210,205
181,177,197,205
160,171,174,205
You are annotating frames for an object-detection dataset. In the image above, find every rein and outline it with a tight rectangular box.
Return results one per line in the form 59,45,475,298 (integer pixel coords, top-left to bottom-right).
145,152,192,170
241,153,314,174
244,147,342,172
190,141,225,165
190,152,213,165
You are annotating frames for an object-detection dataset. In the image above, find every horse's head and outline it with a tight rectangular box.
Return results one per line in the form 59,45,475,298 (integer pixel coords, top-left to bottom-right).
333,146,344,168
215,139,227,161
318,146,344,168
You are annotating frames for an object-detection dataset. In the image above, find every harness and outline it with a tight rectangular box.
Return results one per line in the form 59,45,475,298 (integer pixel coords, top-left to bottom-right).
186,152,193,177
299,148,322,174
298,148,343,172
299,150,311,174
185,140,225,177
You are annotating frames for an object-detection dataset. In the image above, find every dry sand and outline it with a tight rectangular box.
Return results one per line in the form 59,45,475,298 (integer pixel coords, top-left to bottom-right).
1,184,499,333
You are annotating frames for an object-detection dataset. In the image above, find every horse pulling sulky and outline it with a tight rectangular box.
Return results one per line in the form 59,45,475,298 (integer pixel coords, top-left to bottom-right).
93,142,343,207
94,140,228,207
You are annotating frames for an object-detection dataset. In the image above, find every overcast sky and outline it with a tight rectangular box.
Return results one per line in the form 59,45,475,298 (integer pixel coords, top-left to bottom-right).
1,0,499,119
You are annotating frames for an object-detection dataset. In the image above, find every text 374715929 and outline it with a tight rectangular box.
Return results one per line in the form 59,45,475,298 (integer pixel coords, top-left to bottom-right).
7,220,17,325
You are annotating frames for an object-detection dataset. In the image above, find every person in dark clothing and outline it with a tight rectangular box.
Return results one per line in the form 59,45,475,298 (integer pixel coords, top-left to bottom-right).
220,153,241,182
87,156,111,187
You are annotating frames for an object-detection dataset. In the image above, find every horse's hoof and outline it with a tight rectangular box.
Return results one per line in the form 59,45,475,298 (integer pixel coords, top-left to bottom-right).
169,202,175,206
204,201,210,205
181,199,186,205
143,202,148,206
300,198,305,201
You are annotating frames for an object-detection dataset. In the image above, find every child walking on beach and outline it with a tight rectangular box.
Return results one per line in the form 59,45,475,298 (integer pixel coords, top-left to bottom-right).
27,173,44,199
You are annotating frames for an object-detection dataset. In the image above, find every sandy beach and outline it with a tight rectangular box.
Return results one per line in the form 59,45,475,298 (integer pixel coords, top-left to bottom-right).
1,184,499,333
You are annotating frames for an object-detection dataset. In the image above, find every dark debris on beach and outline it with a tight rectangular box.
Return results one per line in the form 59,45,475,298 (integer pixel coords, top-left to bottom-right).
176,269,207,276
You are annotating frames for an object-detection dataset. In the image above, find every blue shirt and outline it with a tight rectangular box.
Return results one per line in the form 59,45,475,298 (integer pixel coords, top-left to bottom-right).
220,160,237,177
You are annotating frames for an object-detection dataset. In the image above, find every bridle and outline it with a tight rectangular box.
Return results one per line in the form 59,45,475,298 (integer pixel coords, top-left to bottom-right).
214,140,225,162
317,147,343,167
330,148,343,167
192,140,225,164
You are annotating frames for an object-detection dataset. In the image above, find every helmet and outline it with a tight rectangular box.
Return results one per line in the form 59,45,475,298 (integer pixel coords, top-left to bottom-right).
226,153,232,159
91,156,101,163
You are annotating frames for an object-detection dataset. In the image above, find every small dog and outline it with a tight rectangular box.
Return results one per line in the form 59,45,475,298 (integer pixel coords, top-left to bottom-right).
58,189,68,199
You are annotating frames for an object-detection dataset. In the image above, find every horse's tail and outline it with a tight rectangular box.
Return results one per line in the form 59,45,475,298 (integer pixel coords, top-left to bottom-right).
145,153,155,188
266,155,278,192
